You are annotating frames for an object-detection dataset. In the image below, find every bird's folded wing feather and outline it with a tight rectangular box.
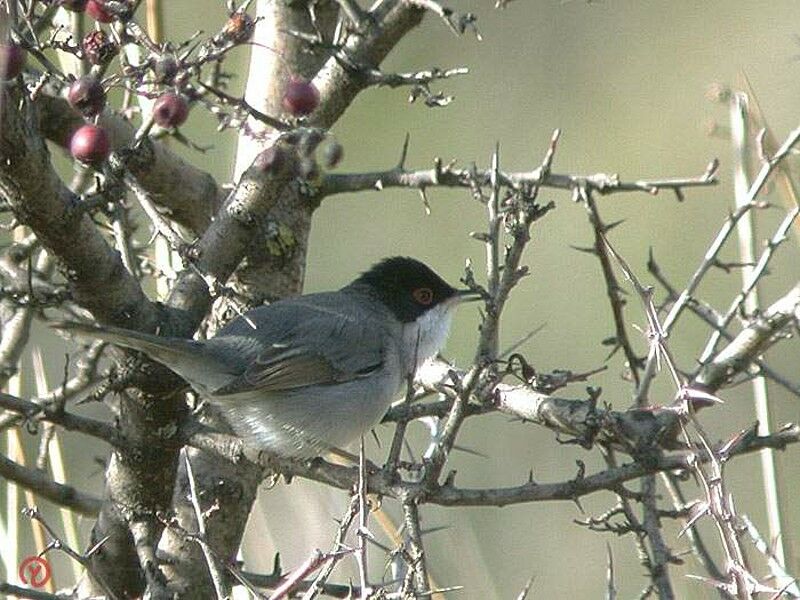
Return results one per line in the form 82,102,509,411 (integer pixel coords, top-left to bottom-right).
210,299,386,396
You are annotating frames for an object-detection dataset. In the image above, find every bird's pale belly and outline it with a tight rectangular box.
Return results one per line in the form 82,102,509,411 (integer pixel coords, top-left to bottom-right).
213,366,403,458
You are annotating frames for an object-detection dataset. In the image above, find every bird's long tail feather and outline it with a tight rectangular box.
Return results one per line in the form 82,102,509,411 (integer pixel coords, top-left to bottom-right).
51,321,226,391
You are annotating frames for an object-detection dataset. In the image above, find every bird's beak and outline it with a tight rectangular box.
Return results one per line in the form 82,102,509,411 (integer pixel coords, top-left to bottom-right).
454,288,483,303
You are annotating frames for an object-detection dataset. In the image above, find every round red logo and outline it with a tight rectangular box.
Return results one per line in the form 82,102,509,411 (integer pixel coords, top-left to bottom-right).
18,555,52,588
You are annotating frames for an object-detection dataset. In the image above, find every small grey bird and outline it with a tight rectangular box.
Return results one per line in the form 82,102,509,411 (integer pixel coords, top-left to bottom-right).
60,257,476,457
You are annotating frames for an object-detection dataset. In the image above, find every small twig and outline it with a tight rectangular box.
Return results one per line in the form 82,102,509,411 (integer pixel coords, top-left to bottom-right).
516,576,534,600
602,450,656,592
582,191,642,387
356,437,371,599
383,375,415,474
694,283,800,390
268,549,345,600
402,499,429,595
23,507,119,599
484,142,501,357
184,451,231,600
741,515,800,598
407,0,460,35
361,65,468,89
698,203,800,363
0,582,68,600
647,255,800,398
661,472,732,600
332,0,370,30
0,391,127,448
109,198,139,278
679,414,755,597
605,544,616,600
126,173,190,253
302,495,360,600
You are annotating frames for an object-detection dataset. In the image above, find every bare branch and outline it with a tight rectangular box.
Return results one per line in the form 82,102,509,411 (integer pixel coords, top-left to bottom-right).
317,157,718,202
697,204,799,363
311,1,427,128
302,495,360,600
401,500,429,595
23,506,121,599
0,452,101,516
185,419,800,509
694,283,800,390
0,582,69,600
165,141,298,325
583,191,642,386
0,391,127,447
184,452,231,600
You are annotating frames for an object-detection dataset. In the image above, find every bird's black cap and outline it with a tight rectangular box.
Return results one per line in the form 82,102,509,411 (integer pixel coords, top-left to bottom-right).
347,256,459,323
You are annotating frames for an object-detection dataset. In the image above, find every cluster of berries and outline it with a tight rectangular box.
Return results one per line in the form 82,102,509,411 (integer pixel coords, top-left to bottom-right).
1,0,322,166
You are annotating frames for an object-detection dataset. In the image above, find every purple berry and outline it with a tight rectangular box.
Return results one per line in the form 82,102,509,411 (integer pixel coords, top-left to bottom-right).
70,124,111,164
86,0,114,22
221,12,255,45
67,76,106,117
81,30,116,65
282,78,319,117
152,92,189,128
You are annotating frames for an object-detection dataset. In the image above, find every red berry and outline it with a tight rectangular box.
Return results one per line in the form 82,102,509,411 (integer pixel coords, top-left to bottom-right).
70,124,111,164
67,76,106,117
61,0,88,11
221,12,255,45
152,92,189,128
282,78,319,117
0,44,25,80
81,30,116,65
86,0,114,22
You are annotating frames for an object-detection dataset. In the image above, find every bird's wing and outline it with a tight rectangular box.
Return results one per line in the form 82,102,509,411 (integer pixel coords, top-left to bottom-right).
210,298,386,397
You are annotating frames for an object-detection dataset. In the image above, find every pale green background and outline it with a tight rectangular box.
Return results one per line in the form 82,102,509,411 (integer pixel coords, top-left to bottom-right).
5,1,800,598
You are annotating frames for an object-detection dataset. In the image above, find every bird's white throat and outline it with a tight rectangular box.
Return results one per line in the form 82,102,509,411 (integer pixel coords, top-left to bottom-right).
405,300,456,370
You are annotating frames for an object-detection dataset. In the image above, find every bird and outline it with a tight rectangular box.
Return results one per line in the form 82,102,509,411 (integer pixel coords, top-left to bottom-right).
57,257,478,458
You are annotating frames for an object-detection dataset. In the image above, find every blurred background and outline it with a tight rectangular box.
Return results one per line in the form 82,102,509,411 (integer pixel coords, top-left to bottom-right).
4,0,800,598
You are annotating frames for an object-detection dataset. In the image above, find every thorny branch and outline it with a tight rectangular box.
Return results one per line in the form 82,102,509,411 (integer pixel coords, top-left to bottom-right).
599,226,798,598
182,420,800,509
316,151,719,205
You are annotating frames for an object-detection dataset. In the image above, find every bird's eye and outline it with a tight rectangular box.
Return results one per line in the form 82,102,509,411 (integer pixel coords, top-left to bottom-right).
412,287,434,305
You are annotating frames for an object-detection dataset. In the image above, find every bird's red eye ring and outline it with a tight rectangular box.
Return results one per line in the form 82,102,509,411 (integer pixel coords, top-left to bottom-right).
412,287,434,305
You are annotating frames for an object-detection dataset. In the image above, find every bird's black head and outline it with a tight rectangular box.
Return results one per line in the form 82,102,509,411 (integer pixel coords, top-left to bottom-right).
348,257,459,323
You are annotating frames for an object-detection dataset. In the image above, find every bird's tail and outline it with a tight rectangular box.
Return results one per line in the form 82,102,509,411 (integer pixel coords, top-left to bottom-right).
52,321,226,392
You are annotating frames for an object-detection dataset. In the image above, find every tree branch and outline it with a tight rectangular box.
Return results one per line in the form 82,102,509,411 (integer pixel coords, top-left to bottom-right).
0,451,102,516
316,156,719,202
310,0,427,129
0,90,161,331
0,391,126,448
184,420,800,509
694,283,800,390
